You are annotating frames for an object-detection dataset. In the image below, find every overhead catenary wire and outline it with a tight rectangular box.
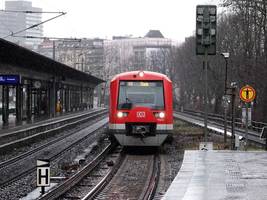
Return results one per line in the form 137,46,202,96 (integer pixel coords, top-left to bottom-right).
12,35,81,42
2,12,66,39
0,9,65,14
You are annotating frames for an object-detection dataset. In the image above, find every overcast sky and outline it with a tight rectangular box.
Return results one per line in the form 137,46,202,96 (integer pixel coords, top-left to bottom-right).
1,0,221,42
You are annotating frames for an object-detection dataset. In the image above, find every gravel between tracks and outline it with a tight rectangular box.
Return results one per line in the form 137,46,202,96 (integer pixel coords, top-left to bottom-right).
95,154,154,200
0,120,109,200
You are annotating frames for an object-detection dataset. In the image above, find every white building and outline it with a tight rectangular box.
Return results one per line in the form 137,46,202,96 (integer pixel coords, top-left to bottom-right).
0,0,43,49
104,30,173,78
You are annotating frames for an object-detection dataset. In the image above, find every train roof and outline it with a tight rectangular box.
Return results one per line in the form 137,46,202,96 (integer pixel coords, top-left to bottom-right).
111,71,172,82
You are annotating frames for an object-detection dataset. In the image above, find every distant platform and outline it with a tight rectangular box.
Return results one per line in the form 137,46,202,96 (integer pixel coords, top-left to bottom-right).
163,150,267,200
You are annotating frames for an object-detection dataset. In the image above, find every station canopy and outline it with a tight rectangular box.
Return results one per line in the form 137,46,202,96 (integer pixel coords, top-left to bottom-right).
0,38,104,85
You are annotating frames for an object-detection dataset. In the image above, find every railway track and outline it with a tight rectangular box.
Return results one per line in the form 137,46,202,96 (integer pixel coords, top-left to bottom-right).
174,111,266,147
41,151,160,200
94,153,160,200
38,144,123,200
0,114,108,188
0,110,107,169
0,109,107,154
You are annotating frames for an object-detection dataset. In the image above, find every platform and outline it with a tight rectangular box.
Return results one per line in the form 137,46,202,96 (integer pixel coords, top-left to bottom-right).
163,150,267,200
0,108,104,135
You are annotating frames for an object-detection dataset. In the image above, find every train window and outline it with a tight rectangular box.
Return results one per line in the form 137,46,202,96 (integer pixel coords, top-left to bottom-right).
118,81,164,110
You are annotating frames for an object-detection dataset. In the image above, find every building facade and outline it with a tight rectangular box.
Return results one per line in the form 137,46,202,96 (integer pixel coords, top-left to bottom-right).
104,30,173,79
0,0,43,49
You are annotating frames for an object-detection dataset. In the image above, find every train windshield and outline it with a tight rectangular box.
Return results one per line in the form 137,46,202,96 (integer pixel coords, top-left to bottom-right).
118,81,164,110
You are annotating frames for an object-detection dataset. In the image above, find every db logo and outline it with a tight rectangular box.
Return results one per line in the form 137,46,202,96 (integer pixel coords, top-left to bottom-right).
136,111,145,118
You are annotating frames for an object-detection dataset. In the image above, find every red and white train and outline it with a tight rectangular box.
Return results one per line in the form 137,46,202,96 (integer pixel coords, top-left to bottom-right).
109,71,173,146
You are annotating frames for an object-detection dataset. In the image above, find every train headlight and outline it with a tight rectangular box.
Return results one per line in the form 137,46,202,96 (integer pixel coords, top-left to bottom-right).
159,112,165,118
154,112,165,119
139,71,144,77
117,111,128,118
117,111,123,118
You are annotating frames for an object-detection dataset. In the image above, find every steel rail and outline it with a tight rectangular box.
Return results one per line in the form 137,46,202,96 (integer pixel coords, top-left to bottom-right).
81,151,125,200
183,109,267,133
174,111,266,147
38,143,116,200
181,111,261,138
141,154,160,200
0,116,108,187
0,108,107,145
0,109,107,153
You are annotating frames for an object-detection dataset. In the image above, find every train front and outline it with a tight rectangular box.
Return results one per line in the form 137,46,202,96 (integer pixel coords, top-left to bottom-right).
109,71,173,146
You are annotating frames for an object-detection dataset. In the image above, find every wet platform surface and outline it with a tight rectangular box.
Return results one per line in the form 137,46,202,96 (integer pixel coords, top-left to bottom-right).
163,150,267,200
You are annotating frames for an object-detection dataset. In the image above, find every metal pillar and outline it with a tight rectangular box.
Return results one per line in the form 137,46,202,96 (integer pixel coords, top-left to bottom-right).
2,85,9,125
50,79,56,117
231,87,236,150
91,88,94,108
224,58,228,94
245,102,249,151
76,88,79,110
89,88,93,109
68,88,71,112
204,48,208,142
37,89,41,117
26,84,32,122
64,88,68,112
45,89,49,116
80,86,83,110
47,87,51,117
77,88,80,110
70,89,73,112
224,58,228,144
86,88,89,109
16,85,23,123
224,106,227,143
72,90,75,111
60,88,63,114
103,82,107,107
88,88,91,109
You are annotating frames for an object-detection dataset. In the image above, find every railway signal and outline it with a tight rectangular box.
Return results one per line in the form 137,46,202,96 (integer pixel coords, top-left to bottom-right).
196,5,217,144
196,5,217,55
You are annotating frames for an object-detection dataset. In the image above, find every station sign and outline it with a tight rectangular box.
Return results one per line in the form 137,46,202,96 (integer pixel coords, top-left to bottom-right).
36,159,50,187
239,85,256,103
0,74,20,85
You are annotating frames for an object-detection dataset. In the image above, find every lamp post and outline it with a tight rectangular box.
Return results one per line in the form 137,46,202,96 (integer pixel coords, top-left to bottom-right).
221,52,230,145
221,52,229,94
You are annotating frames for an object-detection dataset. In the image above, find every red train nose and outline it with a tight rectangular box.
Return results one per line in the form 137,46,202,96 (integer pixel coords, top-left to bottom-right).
126,107,157,123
